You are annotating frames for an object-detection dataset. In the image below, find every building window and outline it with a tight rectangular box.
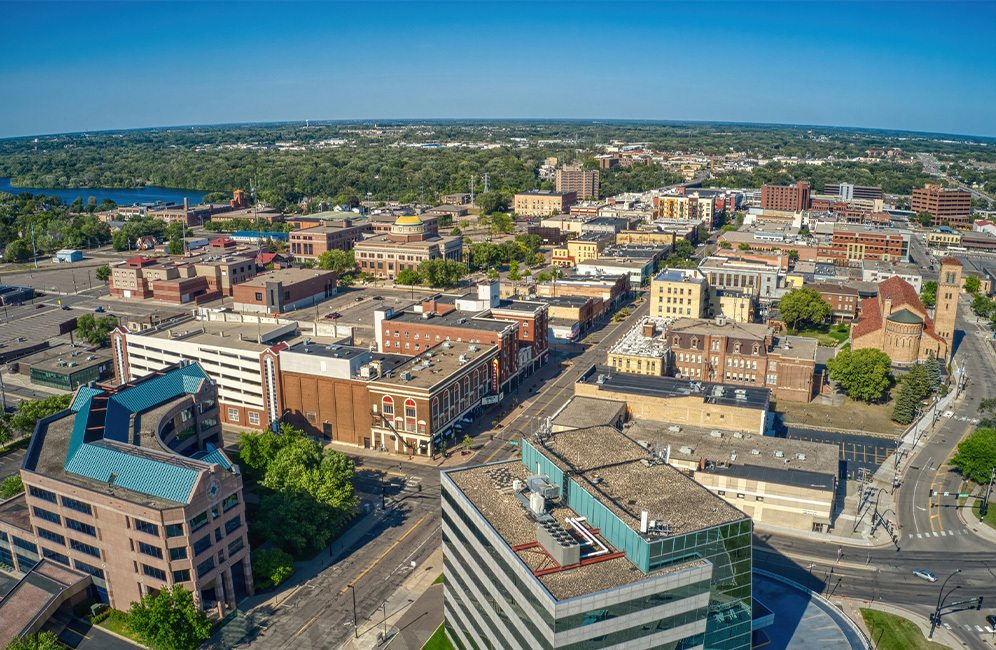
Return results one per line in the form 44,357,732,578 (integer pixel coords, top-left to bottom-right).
737,493,745,499
169,546,188,561
135,520,159,537
756,496,764,502
196,558,215,578
142,564,167,581
75,560,105,579
43,548,70,566
228,408,239,422
193,535,212,556
32,507,60,525
382,396,394,416
248,412,260,426
189,512,209,533
173,569,191,583
37,528,65,546
65,518,96,537
718,490,726,496
70,539,100,558
405,399,416,419
222,494,239,513
214,527,223,543
166,523,184,538
138,541,164,559
28,486,57,503
228,537,245,555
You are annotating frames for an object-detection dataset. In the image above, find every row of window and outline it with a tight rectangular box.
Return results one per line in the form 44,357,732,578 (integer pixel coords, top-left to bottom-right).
227,408,261,425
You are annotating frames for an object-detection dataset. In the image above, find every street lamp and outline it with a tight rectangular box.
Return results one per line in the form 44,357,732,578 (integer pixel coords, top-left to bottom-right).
349,584,358,638
928,568,960,639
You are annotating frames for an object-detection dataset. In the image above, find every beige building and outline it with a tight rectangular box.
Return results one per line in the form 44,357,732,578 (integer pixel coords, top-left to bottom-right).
514,190,578,217
606,318,671,376
628,421,838,533
551,232,612,267
656,193,716,226
575,366,770,435
708,289,755,323
353,215,462,280
0,362,251,621
616,230,679,246
651,269,707,318
926,229,962,249
555,164,600,199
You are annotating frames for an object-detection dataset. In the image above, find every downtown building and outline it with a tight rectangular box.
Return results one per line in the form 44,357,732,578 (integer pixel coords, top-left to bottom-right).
759,182,810,212
0,362,251,632
555,164,600,199
911,184,972,227
353,214,462,280
441,425,755,650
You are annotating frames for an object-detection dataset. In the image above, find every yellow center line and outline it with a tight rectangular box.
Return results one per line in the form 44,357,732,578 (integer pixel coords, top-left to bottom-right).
929,424,973,532
339,514,428,595
294,615,317,637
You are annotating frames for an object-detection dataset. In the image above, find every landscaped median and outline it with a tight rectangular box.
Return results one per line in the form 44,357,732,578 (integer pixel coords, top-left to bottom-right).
422,624,454,650
860,609,949,650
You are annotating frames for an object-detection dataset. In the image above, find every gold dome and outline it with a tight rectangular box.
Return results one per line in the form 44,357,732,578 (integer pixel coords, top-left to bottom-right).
394,215,424,226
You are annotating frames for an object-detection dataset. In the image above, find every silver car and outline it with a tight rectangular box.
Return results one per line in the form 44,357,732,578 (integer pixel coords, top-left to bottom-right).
913,569,937,582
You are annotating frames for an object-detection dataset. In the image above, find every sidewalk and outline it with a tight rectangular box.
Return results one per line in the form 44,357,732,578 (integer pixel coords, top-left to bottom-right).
835,598,961,649
338,546,445,650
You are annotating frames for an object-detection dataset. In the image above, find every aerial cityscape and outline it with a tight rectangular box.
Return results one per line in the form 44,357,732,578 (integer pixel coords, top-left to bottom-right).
1,2,996,650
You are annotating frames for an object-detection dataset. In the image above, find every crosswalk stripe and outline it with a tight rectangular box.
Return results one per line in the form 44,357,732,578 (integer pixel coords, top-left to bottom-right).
908,534,914,539
933,531,939,537
976,625,983,632
917,533,922,539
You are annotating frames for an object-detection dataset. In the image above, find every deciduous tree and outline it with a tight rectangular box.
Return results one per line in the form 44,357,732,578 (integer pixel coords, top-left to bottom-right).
95,265,111,283
964,274,982,294
251,548,294,588
127,585,212,650
920,281,937,308
951,427,996,484
826,347,893,403
3,632,62,650
396,269,419,286
778,287,831,332
316,249,355,273
75,313,119,347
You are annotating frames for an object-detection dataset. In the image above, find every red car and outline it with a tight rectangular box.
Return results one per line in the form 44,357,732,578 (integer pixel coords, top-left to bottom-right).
324,312,341,320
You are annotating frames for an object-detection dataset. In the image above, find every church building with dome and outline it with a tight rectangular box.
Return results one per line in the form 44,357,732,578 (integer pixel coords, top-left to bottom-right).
850,258,961,364
353,213,463,279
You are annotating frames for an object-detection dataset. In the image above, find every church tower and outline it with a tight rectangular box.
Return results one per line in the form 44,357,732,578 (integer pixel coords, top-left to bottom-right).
934,257,962,345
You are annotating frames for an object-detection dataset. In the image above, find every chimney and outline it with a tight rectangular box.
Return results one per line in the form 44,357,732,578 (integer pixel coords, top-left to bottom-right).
642,321,655,338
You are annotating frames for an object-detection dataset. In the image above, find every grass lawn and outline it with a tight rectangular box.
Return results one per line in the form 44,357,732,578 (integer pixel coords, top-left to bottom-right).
432,573,444,585
792,323,850,347
98,610,143,644
423,624,455,650
971,498,996,530
860,609,949,650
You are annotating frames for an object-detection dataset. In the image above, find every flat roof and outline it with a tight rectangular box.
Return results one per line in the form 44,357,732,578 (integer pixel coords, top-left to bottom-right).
654,269,705,283
373,341,497,390
551,396,626,429
284,341,369,360
354,233,458,249
388,309,514,333
667,317,771,340
581,366,770,411
515,190,575,196
28,350,111,374
132,320,290,352
446,459,710,601
237,268,335,287
536,295,592,308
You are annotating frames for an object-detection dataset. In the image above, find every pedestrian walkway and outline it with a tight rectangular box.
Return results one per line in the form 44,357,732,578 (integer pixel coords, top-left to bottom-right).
836,598,962,649
338,546,445,650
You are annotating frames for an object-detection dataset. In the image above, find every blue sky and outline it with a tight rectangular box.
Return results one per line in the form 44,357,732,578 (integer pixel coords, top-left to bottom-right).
1,1,995,139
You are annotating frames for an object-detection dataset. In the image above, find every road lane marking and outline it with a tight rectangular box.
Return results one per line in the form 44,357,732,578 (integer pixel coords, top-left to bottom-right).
294,615,317,637
339,514,428,595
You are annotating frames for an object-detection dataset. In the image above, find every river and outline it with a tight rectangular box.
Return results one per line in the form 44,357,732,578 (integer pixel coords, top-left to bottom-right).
0,178,207,207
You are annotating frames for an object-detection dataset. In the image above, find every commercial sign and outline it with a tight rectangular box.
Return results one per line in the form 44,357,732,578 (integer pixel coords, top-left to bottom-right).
58,317,78,336
492,358,499,394
482,395,500,405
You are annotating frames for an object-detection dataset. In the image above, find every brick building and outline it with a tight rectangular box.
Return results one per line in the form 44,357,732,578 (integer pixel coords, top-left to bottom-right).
555,164,600,199
535,273,631,307
760,182,810,212
551,232,612,267
231,268,337,316
0,362,251,618
353,215,462,280
369,212,439,236
912,185,972,227
809,282,859,321
816,224,910,264
109,255,257,304
513,190,578,217
288,220,372,259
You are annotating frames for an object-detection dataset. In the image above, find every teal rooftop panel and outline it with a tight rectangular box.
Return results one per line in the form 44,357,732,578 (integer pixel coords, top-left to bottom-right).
65,442,199,504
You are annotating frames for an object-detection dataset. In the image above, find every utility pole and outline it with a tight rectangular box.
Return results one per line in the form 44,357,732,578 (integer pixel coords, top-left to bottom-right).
982,467,995,518
31,223,38,269
483,173,489,194
470,175,475,207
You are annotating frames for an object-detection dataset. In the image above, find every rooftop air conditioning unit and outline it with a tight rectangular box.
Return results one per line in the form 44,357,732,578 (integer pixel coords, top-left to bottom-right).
750,449,760,455
679,446,693,454
400,370,412,381
667,425,681,433
458,355,468,363
774,450,784,458
796,453,807,461
733,431,744,439
710,430,723,438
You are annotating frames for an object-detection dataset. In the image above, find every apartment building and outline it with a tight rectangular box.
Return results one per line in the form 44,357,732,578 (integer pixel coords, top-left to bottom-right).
231,268,337,315
288,220,372,259
110,255,258,304
606,318,670,376
551,232,612,267
0,362,250,619
442,426,755,650
817,224,910,264
912,185,972,227
699,255,783,300
655,193,716,226
760,182,810,211
824,183,883,201
555,164,599,199
926,227,962,249
809,282,859,321
513,190,578,217
651,268,707,318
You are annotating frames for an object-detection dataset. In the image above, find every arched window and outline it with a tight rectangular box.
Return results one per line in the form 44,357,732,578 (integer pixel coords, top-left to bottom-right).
382,396,394,416
673,336,680,346
752,344,759,355
405,399,416,419
691,337,698,350
734,342,741,354
431,397,439,427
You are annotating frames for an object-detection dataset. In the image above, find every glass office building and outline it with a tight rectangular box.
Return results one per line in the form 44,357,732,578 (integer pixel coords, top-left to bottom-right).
441,425,753,650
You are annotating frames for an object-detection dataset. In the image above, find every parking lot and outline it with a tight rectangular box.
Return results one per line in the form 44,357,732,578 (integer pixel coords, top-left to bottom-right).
776,426,896,481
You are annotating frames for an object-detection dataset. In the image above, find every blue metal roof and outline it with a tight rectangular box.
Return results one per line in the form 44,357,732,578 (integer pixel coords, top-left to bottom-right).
191,446,232,471
63,363,215,504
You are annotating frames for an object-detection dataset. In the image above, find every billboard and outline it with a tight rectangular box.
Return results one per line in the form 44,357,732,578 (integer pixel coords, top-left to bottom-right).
58,317,78,336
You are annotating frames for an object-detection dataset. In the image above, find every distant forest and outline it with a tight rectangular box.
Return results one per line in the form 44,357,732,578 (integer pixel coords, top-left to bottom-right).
0,120,994,209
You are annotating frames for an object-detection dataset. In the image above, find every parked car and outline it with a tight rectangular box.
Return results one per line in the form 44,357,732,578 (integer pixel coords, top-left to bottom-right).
913,569,937,582
94,306,105,313
355,296,363,302
35,304,45,309
61,305,70,310
325,312,341,319
372,296,384,300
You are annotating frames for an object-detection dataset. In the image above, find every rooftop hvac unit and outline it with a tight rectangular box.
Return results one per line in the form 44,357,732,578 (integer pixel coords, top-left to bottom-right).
636,440,651,450
796,453,807,461
468,345,478,352
458,318,468,324
750,449,760,455
667,425,681,433
442,341,453,349
597,374,607,384
422,312,433,320
68,362,77,367
679,446,693,454
734,389,747,400
400,370,412,381
710,430,723,438
774,450,784,458
424,352,434,358
458,354,468,363
732,431,744,439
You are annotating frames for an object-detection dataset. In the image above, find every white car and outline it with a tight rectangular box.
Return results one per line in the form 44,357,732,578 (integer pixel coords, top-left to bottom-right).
913,569,937,582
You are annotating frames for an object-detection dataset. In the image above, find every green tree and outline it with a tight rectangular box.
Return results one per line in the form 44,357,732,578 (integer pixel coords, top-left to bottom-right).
778,287,832,332
916,211,933,227
737,242,751,251
316,249,355,273
925,353,942,389
3,632,62,650
920,281,937,308
674,239,694,258
826,347,893,403
95,265,111,283
719,241,732,250
257,489,338,556
202,191,231,203
951,427,996,484
972,294,993,318
1,475,24,499
417,259,467,288
262,436,356,513
508,260,520,281
476,191,509,215
74,313,119,347
3,239,31,262
462,435,473,452
531,252,545,266
450,227,462,236
787,249,799,260
168,238,184,256
537,272,552,283
515,233,543,253
127,585,212,650
10,394,72,436
964,274,981,294
237,426,305,478
251,547,294,588
902,365,933,402
891,382,918,425
111,231,130,251
487,268,499,281
490,212,513,234
396,269,420,286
